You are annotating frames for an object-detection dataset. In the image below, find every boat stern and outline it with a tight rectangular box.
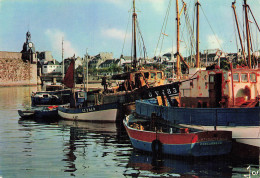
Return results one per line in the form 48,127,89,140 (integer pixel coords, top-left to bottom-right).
191,131,232,157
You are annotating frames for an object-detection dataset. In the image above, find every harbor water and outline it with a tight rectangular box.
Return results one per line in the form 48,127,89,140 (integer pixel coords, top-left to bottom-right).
0,86,259,178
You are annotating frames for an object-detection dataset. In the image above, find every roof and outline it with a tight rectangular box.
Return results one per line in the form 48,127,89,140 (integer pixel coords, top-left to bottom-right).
100,59,115,65
121,56,132,61
45,59,60,65
207,53,217,58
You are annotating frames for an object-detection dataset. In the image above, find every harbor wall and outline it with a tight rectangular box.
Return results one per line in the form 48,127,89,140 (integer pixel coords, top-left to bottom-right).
0,51,37,86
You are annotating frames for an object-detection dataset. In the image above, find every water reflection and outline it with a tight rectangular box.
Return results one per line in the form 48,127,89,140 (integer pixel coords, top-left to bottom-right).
57,120,131,174
126,151,233,178
17,118,258,177
17,119,132,177
1,86,258,177
0,86,37,112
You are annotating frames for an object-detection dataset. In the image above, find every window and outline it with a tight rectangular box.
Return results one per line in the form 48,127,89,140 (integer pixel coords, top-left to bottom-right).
209,75,214,83
150,73,156,79
144,72,149,78
233,73,239,82
250,73,256,82
241,73,248,82
44,66,47,68
223,73,228,81
78,92,85,98
157,72,162,79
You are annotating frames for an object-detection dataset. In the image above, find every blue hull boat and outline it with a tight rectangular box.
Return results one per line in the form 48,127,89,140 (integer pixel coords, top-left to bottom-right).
124,114,232,157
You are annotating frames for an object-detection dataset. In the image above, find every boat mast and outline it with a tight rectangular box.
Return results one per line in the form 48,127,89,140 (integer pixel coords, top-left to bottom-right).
244,0,251,68
83,49,89,92
83,50,86,92
86,49,89,92
176,0,180,77
132,0,137,69
232,1,247,65
72,54,76,108
195,0,200,68
62,37,64,84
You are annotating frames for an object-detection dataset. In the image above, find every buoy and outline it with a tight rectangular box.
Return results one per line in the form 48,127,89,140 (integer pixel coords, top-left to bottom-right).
151,139,162,157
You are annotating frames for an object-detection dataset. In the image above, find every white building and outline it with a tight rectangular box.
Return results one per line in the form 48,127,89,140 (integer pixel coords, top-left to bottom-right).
42,59,62,74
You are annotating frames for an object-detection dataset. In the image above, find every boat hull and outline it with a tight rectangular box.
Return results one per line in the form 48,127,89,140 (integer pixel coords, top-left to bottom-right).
18,110,35,119
179,125,260,148
18,107,60,122
34,109,59,120
123,119,232,157
135,100,260,149
31,90,71,106
58,103,118,122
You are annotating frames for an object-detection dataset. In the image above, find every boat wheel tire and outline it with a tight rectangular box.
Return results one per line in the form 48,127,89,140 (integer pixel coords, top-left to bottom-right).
151,140,162,157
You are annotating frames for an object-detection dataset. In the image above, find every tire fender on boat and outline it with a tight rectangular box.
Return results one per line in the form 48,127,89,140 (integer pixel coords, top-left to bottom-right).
151,139,162,155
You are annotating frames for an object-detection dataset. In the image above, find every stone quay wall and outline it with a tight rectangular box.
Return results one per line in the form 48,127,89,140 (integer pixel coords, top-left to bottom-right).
0,51,37,86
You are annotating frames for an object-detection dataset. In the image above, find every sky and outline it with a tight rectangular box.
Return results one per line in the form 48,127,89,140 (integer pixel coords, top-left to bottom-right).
0,0,260,62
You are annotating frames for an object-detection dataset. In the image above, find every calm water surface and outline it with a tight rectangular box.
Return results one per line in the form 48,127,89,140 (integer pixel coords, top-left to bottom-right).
0,86,258,178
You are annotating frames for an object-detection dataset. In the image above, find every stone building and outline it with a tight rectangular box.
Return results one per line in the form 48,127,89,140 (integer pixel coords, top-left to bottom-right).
75,56,84,69
89,52,113,68
37,51,53,63
21,31,37,64
0,31,37,86
37,51,60,75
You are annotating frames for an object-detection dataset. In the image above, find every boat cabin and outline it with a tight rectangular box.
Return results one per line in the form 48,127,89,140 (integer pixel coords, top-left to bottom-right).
112,69,166,92
179,68,260,108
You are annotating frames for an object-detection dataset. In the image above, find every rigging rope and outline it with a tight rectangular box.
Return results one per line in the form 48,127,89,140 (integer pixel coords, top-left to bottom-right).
232,13,239,52
183,1,196,57
121,10,132,57
137,20,147,62
201,6,224,52
159,0,172,57
249,22,254,52
154,0,172,57
137,32,143,63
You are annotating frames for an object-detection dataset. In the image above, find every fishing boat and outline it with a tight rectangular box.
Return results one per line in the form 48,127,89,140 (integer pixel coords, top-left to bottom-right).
124,113,232,157
84,0,167,116
58,0,167,121
31,89,71,106
58,103,118,122
135,0,260,158
57,53,120,122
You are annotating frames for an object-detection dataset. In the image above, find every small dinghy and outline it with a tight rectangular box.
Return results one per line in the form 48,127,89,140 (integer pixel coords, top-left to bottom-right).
18,105,63,121
124,113,232,157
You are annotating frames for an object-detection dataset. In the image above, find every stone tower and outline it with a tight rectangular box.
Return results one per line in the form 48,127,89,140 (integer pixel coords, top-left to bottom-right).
21,31,37,64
